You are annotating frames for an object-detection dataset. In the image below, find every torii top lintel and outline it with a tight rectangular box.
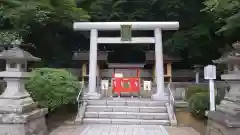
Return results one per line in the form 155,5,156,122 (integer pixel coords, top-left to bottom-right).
73,22,179,31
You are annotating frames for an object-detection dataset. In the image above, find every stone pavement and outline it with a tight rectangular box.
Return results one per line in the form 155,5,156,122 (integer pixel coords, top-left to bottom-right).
50,124,201,135
165,126,201,135
80,125,168,135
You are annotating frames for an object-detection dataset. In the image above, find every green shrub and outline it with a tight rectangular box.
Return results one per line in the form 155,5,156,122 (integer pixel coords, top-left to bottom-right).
188,92,221,119
26,68,81,112
185,85,208,101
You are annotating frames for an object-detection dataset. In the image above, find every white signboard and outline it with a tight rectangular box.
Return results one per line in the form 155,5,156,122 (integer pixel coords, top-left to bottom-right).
114,73,123,78
204,65,216,80
101,80,109,90
143,81,152,91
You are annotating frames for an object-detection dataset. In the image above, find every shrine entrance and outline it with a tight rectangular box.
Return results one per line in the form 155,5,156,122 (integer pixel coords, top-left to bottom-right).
73,22,179,100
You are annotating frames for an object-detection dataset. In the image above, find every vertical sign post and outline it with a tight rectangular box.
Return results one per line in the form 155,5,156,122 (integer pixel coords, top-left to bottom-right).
204,65,216,111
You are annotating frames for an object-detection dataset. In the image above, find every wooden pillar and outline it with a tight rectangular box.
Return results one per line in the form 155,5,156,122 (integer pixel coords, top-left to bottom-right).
167,63,172,82
82,63,87,83
96,64,100,93
153,63,156,82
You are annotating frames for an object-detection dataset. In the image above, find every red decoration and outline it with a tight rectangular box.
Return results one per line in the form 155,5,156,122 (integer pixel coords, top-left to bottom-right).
112,68,140,96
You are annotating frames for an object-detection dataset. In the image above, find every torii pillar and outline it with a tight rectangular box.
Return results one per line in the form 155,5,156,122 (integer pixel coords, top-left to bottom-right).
73,22,179,100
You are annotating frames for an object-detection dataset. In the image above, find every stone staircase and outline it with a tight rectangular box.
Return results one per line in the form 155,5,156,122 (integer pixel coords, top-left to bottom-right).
75,98,172,125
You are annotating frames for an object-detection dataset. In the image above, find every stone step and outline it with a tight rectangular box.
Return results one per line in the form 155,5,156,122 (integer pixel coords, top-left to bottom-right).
216,105,240,116
86,99,167,107
225,96,240,102
85,112,169,120
175,100,188,108
82,118,170,125
86,105,167,113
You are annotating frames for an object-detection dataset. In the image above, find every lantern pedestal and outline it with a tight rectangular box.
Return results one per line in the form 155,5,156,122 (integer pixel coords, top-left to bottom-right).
0,107,48,135
0,77,48,135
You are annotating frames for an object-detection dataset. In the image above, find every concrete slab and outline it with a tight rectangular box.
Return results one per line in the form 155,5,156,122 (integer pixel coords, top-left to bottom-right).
165,126,201,135
49,125,201,135
79,125,169,135
49,125,86,135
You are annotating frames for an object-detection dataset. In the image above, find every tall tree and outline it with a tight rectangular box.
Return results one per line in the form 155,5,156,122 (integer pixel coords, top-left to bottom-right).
78,0,224,66
0,0,90,67
203,0,240,43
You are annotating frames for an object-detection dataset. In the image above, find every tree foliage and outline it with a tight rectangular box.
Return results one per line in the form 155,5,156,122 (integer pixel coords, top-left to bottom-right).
203,0,240,41
26,68,81,112
0,0,89,66
0,0,239,67
1,0,89,30
0,31,23,46
185,85,208,101
77,0,225,66
188,92,221,119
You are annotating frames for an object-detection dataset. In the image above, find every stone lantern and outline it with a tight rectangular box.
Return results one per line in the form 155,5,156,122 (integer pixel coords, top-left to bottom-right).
193,65,202,84
207,42,240,135
0,47,48,135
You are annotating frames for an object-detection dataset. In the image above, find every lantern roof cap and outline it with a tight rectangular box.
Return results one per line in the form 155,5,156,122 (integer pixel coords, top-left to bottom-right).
213,52,240,64
0,47,41,61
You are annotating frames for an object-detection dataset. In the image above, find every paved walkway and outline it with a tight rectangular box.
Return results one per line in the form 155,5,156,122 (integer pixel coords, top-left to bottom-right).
50,124,201,135
80,125,168,135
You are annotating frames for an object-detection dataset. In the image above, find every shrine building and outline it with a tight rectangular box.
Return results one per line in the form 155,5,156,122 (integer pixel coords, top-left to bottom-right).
73,50,180,97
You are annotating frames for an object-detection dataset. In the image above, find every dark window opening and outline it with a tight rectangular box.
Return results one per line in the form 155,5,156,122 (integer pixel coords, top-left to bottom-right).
164,64,167,75
108,48,145,63
9,63,16,68
21,64,25,69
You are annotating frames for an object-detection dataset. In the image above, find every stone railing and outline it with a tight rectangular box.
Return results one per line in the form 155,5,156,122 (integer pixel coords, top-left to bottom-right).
80,80,229,100
170,81,229,101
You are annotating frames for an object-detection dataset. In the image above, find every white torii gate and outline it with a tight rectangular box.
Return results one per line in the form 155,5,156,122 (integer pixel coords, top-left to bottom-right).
73,22,179,100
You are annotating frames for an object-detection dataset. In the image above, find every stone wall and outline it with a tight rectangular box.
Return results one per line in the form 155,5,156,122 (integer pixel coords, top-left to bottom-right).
96,81,228,100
